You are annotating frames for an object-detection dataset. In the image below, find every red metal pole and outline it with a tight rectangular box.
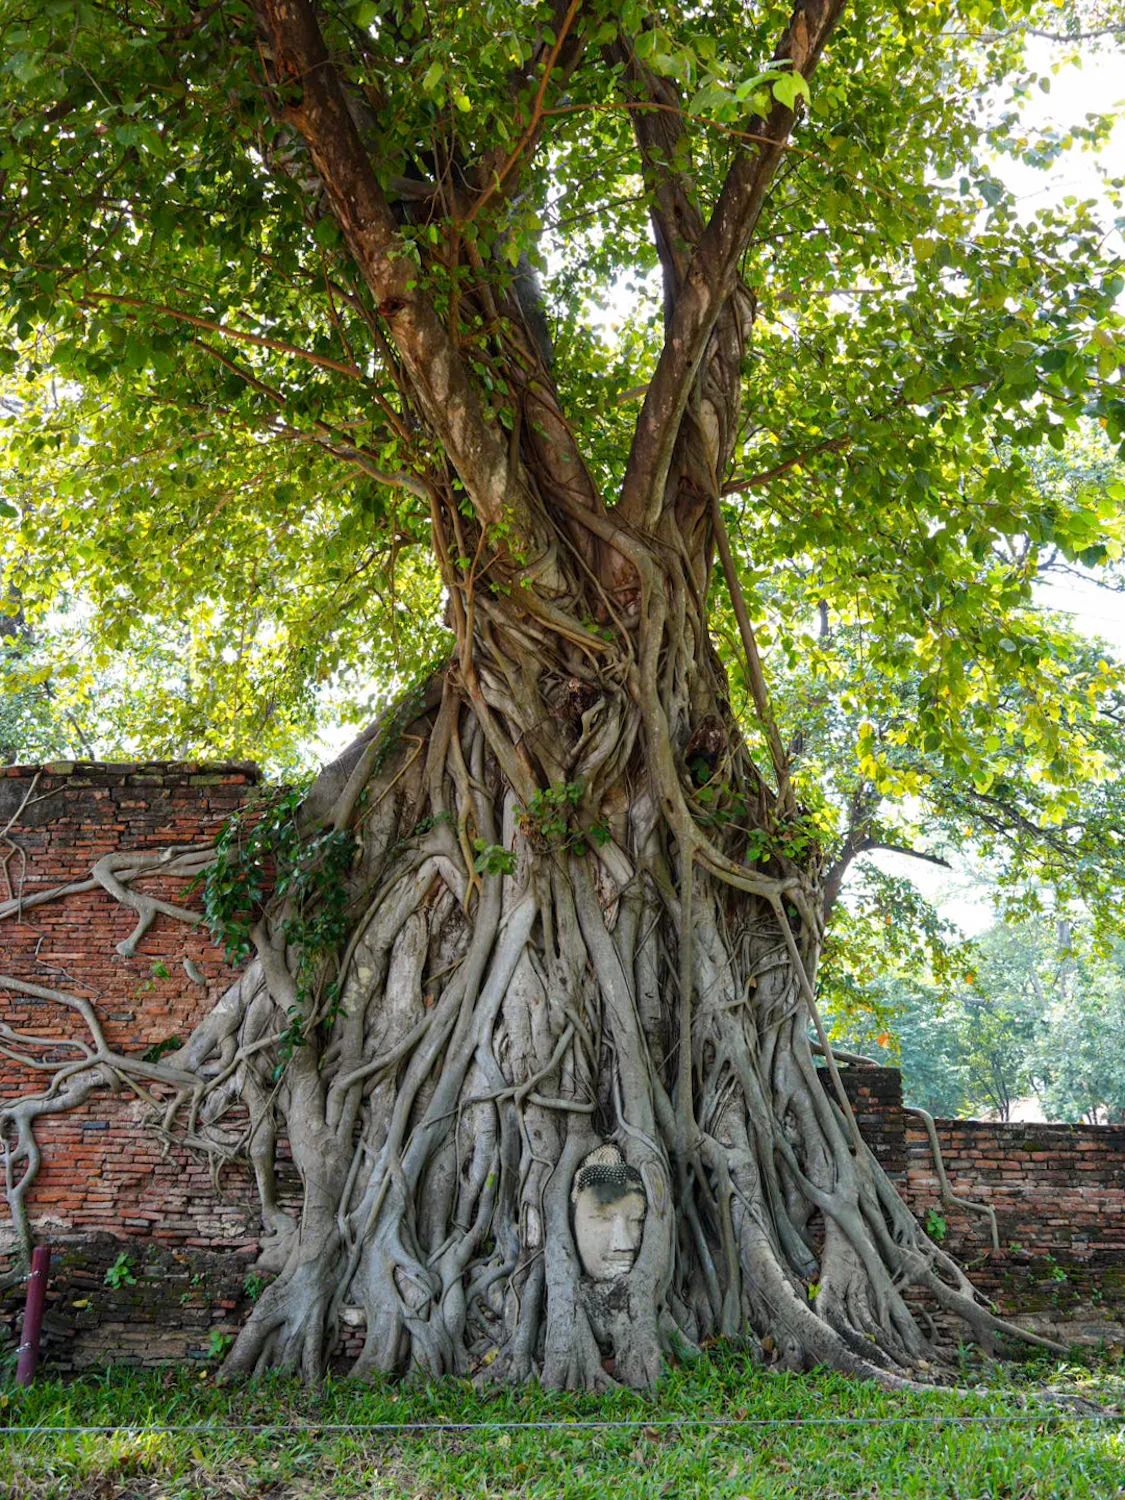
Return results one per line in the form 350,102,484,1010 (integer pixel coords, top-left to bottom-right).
15,1244,51,1387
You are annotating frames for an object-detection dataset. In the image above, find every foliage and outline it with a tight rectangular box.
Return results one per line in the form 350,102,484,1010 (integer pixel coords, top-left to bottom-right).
830,915,1125,1123
0,0,1120,797
102,1252,136,1290
720,427,1125,954
826,937,1042,1121
1030,935,1125,1123
206,1329,234,1361
2,1354,1124,1499
0,591,68,764
0,0,1119,1022
516,780,610,857
472,839,518,877
0,372,448,772
199,786,311,966
140,1033,183,1064
199,781,356,1072
818,865,978,1026
242,1273,267,1304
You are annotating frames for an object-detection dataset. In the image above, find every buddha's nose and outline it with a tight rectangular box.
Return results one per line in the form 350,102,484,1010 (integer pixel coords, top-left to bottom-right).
611,1213,633,1251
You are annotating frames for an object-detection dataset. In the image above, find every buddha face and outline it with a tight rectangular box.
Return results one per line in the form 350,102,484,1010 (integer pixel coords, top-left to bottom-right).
571,1145,647,1281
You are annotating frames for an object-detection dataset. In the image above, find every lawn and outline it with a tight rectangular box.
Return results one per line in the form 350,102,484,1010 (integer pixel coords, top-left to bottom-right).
2,1348,1123,1499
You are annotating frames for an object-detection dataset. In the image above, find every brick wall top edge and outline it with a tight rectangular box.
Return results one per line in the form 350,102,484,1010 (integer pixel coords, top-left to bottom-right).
928,1117,1125,1142
817,1064,900,1079
2,760,262,782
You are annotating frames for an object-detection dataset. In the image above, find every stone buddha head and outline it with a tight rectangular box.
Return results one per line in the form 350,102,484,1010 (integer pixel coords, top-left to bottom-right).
570,1144,647,1280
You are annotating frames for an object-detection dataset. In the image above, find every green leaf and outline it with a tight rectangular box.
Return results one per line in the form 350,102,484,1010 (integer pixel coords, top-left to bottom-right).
771,71,810,111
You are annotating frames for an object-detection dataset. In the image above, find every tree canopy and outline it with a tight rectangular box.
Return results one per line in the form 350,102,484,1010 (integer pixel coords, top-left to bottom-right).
834,912,1125,1123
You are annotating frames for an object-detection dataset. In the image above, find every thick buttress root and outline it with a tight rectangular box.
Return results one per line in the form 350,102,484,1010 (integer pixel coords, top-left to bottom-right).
0,670,1063,1386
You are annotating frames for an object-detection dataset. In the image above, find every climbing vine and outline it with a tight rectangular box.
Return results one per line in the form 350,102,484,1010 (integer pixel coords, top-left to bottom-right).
198,784,357,1071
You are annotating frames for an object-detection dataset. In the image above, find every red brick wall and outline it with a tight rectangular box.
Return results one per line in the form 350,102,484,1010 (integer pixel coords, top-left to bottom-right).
2,765,1124,1368
835,1069,1125,1341
838,1065,907,1181
906,1119,1125,1261
0,762,269,1367
905,1117,1125,1340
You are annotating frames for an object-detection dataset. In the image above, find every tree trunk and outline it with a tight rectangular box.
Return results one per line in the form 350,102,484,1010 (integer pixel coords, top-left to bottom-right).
170,518,1040,1388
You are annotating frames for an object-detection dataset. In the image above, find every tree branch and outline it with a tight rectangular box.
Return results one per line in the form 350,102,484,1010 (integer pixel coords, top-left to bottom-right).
465,0,586,224
822,804,954,921
721,373,993,499
616,0,847,528
606,28,706,303
821,782,878,918
195,338,433,499
253,0,524,536
723,436,851,493
951,24,1125,42
864,841,952,872
77,290,363,380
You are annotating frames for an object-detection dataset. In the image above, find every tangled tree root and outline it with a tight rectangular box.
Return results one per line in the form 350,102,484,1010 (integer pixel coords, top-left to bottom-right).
0,673,1063,1384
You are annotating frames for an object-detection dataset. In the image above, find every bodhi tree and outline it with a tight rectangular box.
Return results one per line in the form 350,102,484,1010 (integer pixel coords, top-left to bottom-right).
1,0,1124,1386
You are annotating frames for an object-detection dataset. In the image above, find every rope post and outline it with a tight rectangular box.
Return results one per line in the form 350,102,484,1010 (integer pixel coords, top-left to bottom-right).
15,1243,51,1387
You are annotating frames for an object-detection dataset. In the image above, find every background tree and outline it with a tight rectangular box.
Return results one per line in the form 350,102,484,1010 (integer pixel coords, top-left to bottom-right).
1033,944,1125,1123
831,915,1125,1124
1,0,1123,1389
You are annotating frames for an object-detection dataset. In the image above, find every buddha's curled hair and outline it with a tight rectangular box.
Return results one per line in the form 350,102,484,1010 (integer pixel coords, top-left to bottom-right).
571,1144,646,1205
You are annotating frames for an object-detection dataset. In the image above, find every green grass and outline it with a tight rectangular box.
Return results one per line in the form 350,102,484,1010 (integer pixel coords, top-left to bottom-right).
1,1348,1123,1499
